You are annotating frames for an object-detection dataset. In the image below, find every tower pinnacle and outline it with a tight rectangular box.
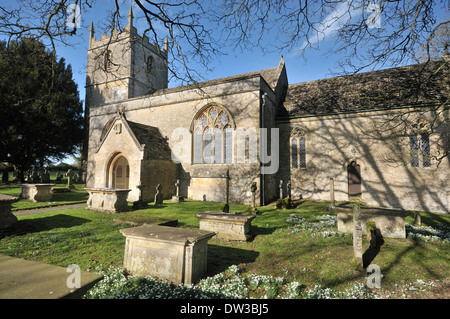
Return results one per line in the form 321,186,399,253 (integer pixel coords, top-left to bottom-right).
128,6,133,29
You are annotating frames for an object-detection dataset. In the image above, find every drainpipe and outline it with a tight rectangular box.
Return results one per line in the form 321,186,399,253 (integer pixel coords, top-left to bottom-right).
260,92,268,206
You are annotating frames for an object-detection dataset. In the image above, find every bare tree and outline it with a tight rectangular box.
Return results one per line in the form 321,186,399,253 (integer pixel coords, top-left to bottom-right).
1,1,448,79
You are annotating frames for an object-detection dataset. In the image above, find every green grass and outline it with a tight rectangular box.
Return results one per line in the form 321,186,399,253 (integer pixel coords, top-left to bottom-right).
0,197,448,297
0,183,88,211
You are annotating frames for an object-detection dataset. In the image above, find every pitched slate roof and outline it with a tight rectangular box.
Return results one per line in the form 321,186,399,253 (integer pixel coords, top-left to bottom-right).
126,120,172,160
150,59,286,97
279,60,449,118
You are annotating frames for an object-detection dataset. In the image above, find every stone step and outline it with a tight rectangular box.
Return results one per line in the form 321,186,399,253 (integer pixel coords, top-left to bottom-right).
0,254,102,299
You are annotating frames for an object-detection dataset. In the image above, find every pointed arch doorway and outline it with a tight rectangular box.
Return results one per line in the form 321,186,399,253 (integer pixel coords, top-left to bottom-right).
109,154,130,189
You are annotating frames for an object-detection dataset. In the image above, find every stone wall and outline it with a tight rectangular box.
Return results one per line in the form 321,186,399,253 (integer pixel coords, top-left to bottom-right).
140,159,178,201
87,75,272,206
277,108,450,214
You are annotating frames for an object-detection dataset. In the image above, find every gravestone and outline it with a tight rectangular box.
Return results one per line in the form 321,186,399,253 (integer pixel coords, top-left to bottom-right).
286,180,291,201
85,188,131,213
31,168,39,183
279,180,283,199
41,168,51,183
196,212,256,241
171,179,184,203
132,182,148,209
334,206,406,238
414,211,421,226
56,171,63,183
251,182,257,208
65,169,75,189
352,204,364,272
19,184,55,202
121,225,215,285
0,194,18,230
154,184,163,206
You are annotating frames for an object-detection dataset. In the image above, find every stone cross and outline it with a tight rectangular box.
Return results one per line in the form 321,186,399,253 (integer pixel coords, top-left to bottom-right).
279,180,283,199
286,180,291,201
65,169,74,187
414,211,421,226
132,181,148,209
154,184,163,206
352,204,363,272
137,181,145,201
251,182,257,208
175,179,180,197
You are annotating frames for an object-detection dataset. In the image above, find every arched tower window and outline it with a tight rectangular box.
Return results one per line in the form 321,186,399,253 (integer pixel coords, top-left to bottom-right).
146,55,154,74
104,50,113,71
291,128,306,169
193,105,233,164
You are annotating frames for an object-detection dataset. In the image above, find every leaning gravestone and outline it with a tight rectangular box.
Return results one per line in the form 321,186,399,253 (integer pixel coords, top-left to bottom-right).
352,204,364,272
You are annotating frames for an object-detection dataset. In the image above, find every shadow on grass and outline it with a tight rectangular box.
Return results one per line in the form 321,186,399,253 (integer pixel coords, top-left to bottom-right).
207,245,260,276
251,225,277,236
0,214,90,239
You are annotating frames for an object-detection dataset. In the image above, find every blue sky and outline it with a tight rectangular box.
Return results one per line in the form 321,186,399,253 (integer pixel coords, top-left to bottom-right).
2,0,448,106
1,1,448,165
51,1,364,106
2,0,447,108
51,0,448,109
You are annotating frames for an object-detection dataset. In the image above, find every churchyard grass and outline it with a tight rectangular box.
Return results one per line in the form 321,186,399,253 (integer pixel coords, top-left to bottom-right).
0,198,448,298
0,183,88,211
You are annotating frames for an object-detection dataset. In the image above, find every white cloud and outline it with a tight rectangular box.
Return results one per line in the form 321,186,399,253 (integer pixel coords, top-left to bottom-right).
297,1,362,52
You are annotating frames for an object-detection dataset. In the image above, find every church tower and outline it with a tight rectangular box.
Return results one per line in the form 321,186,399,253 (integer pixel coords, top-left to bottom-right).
85,6,169,107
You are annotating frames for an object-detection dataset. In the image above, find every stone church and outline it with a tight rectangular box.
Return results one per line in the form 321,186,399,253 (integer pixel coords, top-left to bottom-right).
85,8,449,214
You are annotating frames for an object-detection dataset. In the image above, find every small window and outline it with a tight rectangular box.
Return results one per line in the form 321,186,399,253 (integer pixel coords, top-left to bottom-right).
409,132,419,167
421,133,431,167
409,120,431,168
146,56,154,74
291,128,306,169
104,50,113,71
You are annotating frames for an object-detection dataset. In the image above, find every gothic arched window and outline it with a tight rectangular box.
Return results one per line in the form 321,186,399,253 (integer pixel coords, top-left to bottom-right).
104,50,113,71
291,128,306,169
193,106,233,164
409,119,431,168
146,55,154,74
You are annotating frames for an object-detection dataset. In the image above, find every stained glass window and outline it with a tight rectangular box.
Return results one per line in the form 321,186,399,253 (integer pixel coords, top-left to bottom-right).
214,127,222,164
410,132,419,167
291,139,298,169
193,106,233,164
194,128,202,164
204,128,212,164
421,133,431,167
291,128,306,169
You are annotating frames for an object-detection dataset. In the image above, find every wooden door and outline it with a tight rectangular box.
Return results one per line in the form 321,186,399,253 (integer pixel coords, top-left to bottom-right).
113,156,129,189
347,161,361,197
